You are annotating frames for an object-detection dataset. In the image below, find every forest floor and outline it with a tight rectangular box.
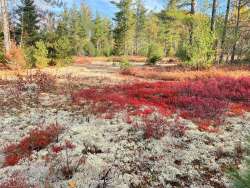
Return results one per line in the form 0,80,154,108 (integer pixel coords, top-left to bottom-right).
0,61,250,188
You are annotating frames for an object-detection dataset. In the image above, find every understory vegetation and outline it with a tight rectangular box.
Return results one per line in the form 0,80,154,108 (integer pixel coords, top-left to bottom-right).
0,0,249,68
73,76,250,135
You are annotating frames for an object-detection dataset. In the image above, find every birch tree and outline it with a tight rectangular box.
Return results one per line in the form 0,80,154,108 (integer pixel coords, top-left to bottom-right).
0,0,10,53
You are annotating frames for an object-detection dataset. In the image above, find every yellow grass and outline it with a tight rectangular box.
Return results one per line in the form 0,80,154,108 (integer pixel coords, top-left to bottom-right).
124,67,250,81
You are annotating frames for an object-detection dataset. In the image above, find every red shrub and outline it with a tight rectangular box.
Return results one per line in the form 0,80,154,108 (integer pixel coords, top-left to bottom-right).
228,103,247,116
72,77,250,136
143,117,166,139
51,145,64,154
3,124,63,166
16,71,56,92
51,140,76,154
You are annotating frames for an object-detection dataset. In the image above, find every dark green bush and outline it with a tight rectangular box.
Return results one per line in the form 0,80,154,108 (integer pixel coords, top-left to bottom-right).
146,43,164,65
0,51,7,64
119,58,131,70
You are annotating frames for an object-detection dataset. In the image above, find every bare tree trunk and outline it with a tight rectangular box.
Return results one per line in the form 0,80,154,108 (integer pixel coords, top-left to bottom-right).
189,0,195,44
219,0,231,64
0,0,11,54
231,0,241,62
210,0,217,31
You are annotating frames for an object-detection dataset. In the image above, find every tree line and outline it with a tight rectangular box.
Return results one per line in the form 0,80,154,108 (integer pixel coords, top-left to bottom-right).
0,0,250,68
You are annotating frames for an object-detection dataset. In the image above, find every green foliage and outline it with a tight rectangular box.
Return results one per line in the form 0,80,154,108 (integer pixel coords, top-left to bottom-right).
33,40,50,68
0,51,7,64
92,16,112,56
178,16,216,69
54,36,72,65
159,6,187,57
16,0,40,45
55,36,71,59
119,58,131,70
134,0,147,55
147,43,164,65
85,41,96,56
23,46,35,68
112,0,135,55
229,140,250,188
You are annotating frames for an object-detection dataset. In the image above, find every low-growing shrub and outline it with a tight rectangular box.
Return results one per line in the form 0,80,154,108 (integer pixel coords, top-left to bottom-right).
73,77,250,135
3,124,63,166
16,71,56,93
47,140,85,180
121,67,250,81
146,43,164,65
119,58,132,73
5,46,26,68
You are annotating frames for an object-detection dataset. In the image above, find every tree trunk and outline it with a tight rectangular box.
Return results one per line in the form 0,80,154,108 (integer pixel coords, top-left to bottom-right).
210,0,217,31
0,0,11,54
219,0,231,64
231,0,241,62
189,0,195,44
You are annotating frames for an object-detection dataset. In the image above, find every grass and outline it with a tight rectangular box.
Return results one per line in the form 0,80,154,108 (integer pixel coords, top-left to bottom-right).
122,66,250,81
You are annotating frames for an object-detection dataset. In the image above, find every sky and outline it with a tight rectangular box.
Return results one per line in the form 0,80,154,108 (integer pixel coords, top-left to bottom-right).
71,0,166,18
33,0,227,18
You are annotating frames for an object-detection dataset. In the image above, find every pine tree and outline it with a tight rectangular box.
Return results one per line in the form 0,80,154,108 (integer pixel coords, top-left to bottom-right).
92,15,112,56
112,0,135,55
210,0,217,31
134,0,146,55
146,13,159,45
158,0,184,56
79,3,93,55
219,0,231,63
16,0,40,46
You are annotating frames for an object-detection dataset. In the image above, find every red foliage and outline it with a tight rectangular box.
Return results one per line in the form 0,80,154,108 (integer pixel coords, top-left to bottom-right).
3,124,63,166
72,77,250,136
170,117,188,137
51,140,76,154
228,103,248,116
143,117,166,139
51,145,64,154
16,71,56,92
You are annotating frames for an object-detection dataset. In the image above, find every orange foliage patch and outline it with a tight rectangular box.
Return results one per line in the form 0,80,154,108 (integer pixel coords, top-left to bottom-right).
228,103,249,116
5,46,26,69
73,56,92,64
123,67,250,81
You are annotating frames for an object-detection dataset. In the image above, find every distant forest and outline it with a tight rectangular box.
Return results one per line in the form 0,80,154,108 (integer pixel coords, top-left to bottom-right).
0,0,250,68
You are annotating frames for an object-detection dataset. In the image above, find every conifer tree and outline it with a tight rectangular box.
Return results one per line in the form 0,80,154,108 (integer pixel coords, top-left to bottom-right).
92,15,112,56
134,0,147,55
16,0,40,46
112,0,135,55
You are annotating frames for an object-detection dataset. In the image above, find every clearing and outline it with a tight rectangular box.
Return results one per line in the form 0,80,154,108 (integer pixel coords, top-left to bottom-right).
0,61,249,188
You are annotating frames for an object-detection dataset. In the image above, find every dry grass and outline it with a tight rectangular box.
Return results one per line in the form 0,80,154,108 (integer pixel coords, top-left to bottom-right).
73,56,182,64
73,56,147,63
123,66,250,81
